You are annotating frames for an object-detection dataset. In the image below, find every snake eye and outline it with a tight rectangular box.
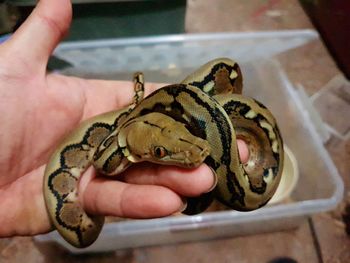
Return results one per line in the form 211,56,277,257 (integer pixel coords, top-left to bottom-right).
153,146,167,158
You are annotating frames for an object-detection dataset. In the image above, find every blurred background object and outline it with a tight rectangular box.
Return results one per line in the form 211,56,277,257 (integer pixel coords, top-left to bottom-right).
2,0,187,68
3,0,186,40
300,0,350,79
3,0,349,78
0,3,19,35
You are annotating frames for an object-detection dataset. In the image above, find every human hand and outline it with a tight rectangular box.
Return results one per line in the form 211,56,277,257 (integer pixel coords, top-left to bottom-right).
0,0,248,237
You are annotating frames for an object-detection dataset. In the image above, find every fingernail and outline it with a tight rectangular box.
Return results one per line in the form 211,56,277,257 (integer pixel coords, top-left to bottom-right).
178,198,188,213
205,168,218,193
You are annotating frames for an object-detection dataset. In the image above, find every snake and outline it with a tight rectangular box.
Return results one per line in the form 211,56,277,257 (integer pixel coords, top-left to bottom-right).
43,58,284,248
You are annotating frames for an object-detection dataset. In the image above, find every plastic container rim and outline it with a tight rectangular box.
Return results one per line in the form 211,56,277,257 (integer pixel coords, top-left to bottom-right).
54,29,319,51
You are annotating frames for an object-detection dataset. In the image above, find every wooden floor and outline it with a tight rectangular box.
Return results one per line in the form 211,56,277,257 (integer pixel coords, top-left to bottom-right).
1,0,349,262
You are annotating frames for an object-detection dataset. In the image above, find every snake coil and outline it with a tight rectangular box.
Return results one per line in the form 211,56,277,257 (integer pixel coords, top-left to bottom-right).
43,58,284,248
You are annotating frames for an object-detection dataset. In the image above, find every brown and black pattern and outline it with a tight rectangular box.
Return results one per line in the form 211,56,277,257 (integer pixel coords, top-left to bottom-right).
47,122,115,247
132,72,145,106
182,58,243,96
44,73,146,248
44,58,284,248
102,84,249,212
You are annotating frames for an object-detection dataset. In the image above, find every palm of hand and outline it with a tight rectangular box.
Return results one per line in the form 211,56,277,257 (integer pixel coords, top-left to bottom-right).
0,0,216,238
0,49,140,234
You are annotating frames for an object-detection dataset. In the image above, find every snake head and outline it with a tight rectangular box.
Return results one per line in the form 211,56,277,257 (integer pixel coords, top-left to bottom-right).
119,112,210,168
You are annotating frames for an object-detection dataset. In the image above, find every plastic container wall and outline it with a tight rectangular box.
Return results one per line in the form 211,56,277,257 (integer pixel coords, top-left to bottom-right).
35,30,344,253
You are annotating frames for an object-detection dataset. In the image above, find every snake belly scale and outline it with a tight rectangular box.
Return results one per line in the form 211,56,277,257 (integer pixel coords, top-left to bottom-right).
43,58,284,248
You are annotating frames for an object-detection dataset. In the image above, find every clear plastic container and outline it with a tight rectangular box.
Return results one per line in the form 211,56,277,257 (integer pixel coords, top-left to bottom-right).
35,30,344,253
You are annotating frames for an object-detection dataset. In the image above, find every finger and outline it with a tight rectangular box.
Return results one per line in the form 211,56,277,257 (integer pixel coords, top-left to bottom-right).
6,0,72,70
83,177,185,218
121,163,216,197
80,139,247,219
0,166,52,236
120,140,248,194
237,139,249,163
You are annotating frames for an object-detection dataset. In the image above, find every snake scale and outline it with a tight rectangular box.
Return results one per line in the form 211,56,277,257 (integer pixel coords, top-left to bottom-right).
43,58,284,248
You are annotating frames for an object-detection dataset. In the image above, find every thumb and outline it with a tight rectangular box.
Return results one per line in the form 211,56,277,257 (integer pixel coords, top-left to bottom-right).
6,0,72,71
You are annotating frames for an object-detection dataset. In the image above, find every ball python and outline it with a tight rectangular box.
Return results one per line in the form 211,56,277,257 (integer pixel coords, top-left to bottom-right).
43,58,284,248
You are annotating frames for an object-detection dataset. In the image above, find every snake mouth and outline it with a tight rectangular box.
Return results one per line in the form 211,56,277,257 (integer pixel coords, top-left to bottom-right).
167,147,210,168
173,137,211,167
